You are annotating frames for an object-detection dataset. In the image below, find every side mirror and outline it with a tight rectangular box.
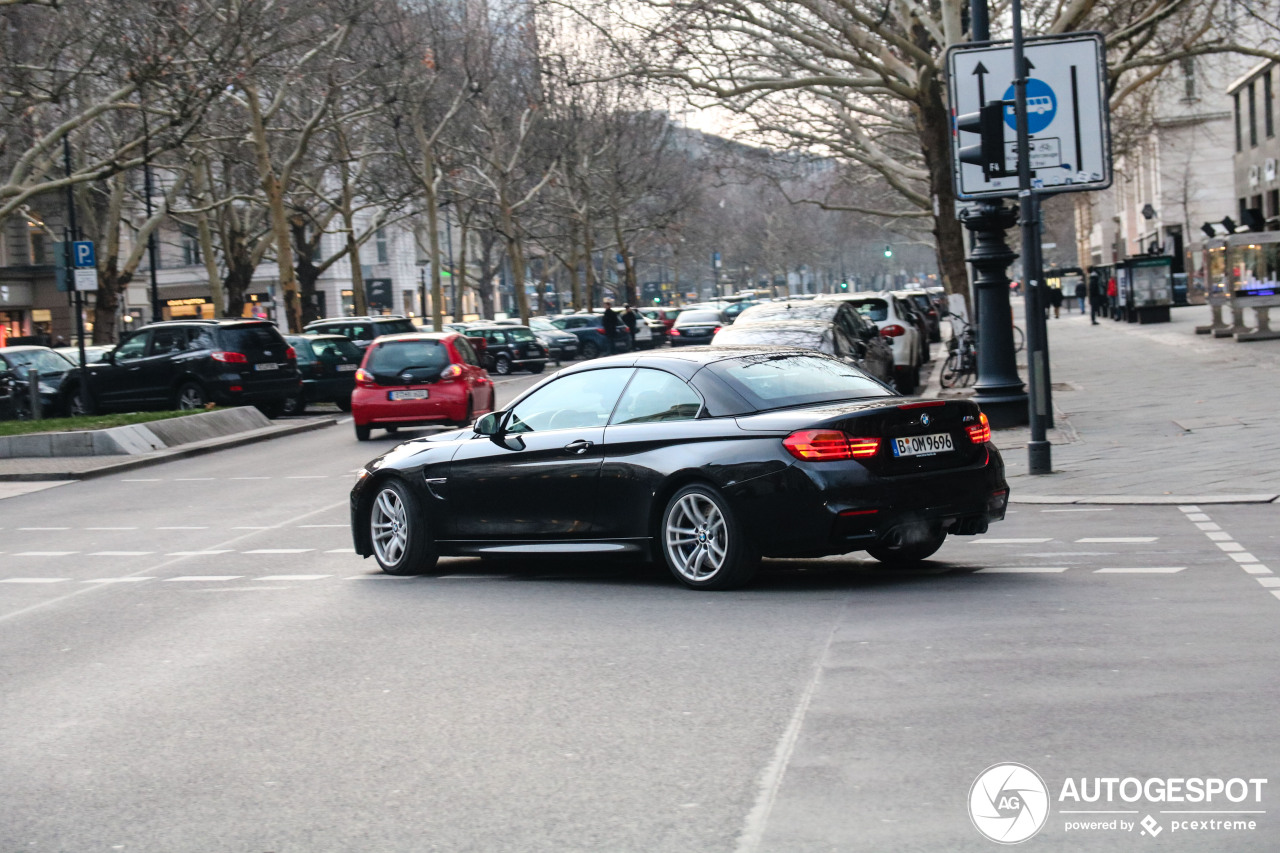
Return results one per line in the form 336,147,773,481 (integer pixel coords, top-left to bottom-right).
473,411,502,436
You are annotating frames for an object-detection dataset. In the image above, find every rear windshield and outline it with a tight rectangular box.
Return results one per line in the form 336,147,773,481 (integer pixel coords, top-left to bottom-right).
849,300,889,322
508,327,537,342
376,319,418,335
367,340,448,373
218,325,286,352
736,303,838,324
310,337,363,361
713,326,825,349
709,353,891,410
679,310,722,324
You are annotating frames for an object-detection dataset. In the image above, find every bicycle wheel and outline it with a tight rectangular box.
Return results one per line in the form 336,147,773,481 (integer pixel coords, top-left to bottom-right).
1013,325,1025,353
960,354,978,386
939,352,963,388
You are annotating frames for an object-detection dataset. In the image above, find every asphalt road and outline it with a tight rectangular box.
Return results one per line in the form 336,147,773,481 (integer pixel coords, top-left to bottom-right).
2,373,1277,851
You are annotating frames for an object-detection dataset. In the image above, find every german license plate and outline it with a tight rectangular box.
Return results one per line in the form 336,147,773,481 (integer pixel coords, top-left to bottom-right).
254,362,278,371
337,364,357,372
390,389,429,400
892,432,953,457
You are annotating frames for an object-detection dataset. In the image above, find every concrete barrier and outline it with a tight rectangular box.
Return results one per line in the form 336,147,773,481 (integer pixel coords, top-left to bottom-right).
0,407,276,458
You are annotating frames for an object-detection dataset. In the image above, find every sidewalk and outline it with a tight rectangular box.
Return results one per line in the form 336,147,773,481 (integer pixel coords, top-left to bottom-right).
926,299,1280,502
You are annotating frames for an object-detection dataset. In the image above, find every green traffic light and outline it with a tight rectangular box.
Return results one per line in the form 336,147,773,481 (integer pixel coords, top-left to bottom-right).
883,244,893,258
652,297,661,304
840,282,848,290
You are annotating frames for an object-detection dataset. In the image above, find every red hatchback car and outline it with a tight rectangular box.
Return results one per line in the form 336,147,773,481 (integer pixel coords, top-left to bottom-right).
351,332,495,441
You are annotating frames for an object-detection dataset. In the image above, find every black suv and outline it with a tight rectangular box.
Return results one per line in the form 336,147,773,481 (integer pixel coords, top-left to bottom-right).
301,316,418,349
66,320,301,417
283,334,363,414
465,324,549,374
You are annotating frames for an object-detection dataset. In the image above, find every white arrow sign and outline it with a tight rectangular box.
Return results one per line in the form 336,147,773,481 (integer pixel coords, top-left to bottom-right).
947,32,1112,199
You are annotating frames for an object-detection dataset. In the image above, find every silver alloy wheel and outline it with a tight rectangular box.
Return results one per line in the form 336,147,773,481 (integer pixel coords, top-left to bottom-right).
370,486,410,568
664,492,728,582
177,384,205,409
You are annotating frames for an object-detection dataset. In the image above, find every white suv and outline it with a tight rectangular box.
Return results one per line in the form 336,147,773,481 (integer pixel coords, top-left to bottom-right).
818,292,923,393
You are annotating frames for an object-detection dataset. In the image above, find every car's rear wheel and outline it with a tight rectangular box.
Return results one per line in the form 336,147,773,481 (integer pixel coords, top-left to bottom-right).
355,423,371,441
866,524,946,565
281,391,306,416
494,354,512,375
581,341,600,359
175,381,207,410
661,484,759,590
368,479,437,575
67,386,95,416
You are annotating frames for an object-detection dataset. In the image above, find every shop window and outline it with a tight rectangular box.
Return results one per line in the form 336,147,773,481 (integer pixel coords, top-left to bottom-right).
375,228,389,264
181,224,201,266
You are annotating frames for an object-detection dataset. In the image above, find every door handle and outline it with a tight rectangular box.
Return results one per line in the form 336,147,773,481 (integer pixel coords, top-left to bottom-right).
564,439,594,454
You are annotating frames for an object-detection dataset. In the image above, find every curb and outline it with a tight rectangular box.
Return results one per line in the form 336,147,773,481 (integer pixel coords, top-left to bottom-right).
1011,494,1279,506
0,417,338,482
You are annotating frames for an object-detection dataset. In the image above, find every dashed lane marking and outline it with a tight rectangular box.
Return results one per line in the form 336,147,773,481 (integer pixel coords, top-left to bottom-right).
1076,537,1158,543
1257,578,1280,588
257,575,331,581
13,551,76,557
243,549,313,554
82,578,154,583
157,526,207,530
1229,553,1260,563
88,551,153,556
976,567,1069,573
164,576,244,582
165,550,234,556
301,524,347,528
1,578,70,584
1040,508,1114,513
1177,507,1275,605
19,527,70,531
971,538,1054,544
1095,567,1186,574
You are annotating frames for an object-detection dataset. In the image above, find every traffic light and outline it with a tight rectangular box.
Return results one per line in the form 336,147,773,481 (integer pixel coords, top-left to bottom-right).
955,101,1009,180
840,281,849,291
883,245,893,259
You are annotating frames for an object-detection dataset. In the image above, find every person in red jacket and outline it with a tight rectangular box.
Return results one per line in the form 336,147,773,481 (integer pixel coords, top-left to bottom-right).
1107,276,1119,319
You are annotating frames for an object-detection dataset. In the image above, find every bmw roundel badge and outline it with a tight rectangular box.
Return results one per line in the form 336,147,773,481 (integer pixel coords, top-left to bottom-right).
920,413,932,427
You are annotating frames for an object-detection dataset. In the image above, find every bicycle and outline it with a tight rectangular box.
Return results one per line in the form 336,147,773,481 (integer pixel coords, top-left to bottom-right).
940,316,978,388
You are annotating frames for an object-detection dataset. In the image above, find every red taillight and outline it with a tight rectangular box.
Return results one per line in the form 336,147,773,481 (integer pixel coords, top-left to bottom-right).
211,351,248,363
440,363,463,380
783,430,881,461
897,400,945,410
880,324,906,337
355,368,375,388
670,328,681,336
228,385,242,392
596,327,607,334
966,412,991,444
285,346,296,361
839,508,880,517
713,326,722,334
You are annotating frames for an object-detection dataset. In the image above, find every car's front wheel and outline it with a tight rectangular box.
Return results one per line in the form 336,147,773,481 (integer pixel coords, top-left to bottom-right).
368,479,437,575
175,381,207,410
281,392,306,416
660,484,759,590
355,423,371,441
493,354,512,375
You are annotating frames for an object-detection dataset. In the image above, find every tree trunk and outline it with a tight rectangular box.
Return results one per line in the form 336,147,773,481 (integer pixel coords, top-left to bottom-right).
567,243,582,313
502,199,531,324
92,260,130,345
291,217,324,325
613,211,638,305
916,75,971,310
223,230,254,319
423,157,445,330
246,86,301,331
582,211,597,312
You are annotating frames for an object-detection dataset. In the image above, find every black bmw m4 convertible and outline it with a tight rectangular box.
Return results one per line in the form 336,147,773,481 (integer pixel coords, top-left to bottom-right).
350,347,1008,590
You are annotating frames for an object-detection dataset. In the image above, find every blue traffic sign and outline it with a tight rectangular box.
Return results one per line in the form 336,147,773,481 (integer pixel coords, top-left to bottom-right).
1002,79,1057,134
72,241,96,268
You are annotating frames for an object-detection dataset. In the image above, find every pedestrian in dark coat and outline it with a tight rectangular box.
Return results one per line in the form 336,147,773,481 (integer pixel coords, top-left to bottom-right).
1088,271,1102,324
1048,285,1064,318
1074,280,1087,314
622,304,639,350
601,301,620,354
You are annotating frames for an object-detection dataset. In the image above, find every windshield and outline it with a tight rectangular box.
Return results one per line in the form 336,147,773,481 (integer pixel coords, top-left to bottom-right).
3,349,75,373
735,303,838,325
367,340,447,373
529,318,555,332
709,353,891,410
848,299,889,322
377,319,418,335
508,327,537,342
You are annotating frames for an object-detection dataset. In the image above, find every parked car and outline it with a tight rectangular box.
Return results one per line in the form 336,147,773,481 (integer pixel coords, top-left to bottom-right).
350,332,494,441
712,313,894,386
527,317,579,362
898,288,942,345
465,324,549,375
349,348,1008,587
630,314,656,350
821,294,924,393
54,345,113,365
667,308,727,346
64,320,302,416
549,314,631,359
302,316,419,349
0,346,77,418
284,334,364,414
639,307,680,339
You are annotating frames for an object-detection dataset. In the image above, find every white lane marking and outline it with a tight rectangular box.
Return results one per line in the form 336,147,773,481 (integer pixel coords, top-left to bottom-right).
244,549,313,554
1177,505,1201,512
976,567,1069,573
164,576,243,582
157,526,207,530
1076,537,1158,543
1206,531,1233,541
83,578,154,583
19,527,70,531
86,527,138,531
1229,553,1259,563
1272,591,1280,602
1040,508,1114,512
88,551,154,556
1257,578,1280,588
1,578,70,583
1184,513,1211,522
971,538,1053,544
1095,567,1186,574
165,550,234,556
257,575,330,581
301,524,347,528
13,551,77,557
1217,542,1246,552
337,417,353,424
1195,522,1221,531
1243,565,1273,575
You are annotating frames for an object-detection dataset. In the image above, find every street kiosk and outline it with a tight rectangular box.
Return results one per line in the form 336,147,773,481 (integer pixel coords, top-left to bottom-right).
1228,232,1280,342
1117,256,1173,324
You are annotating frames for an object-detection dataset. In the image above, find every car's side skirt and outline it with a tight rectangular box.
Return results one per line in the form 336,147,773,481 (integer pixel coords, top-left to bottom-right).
438,538,650,557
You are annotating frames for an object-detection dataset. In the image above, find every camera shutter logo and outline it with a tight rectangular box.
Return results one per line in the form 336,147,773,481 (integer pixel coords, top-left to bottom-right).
969,763,1050,844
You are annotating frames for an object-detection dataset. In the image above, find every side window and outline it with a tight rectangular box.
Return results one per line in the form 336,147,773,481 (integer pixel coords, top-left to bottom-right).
506,368,633,433
190,327,216,350
832,325,856,358
454,338,479,366
115,332,149,361
610,369,703,425
293,341,315,362
151,328,187,355
350,324,373,341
